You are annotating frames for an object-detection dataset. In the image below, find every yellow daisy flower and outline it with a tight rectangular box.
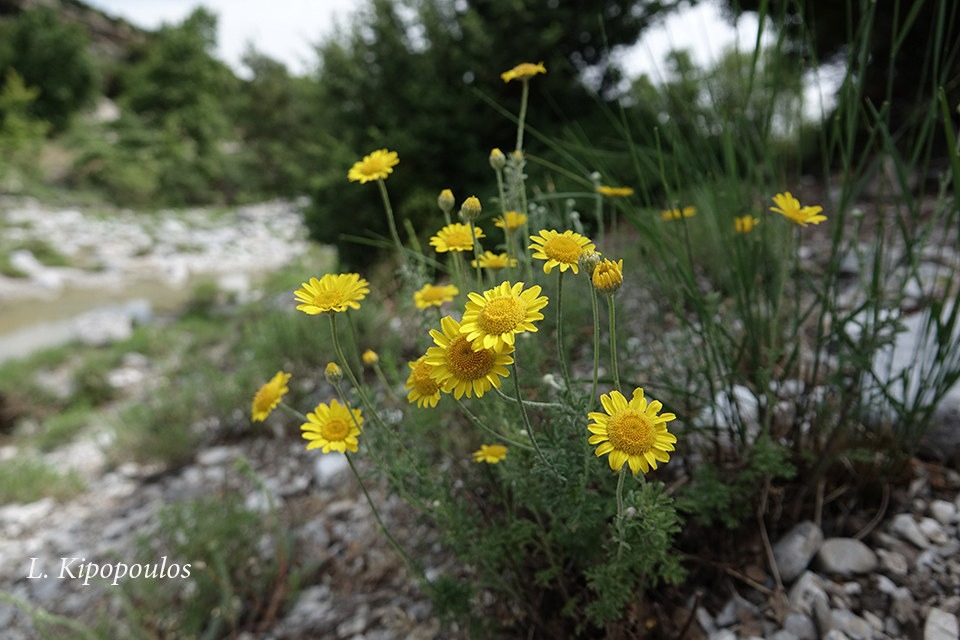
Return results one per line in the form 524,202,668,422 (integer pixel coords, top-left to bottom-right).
493,211,527,233
347,148,399,183
661,206,697,221
405,356,441,408
529,229,596,274
734,215,760,234
770,192,827,227
588,388,677,475
460,281,548,352
592,258,623,295
471,251,518,270
413,283,459,309
425,315,514,399
301,398,363,454
595,185,634,197
472,444,508,464
429,223,485,253
251,371,291,422
501,61,546,83
294,273,370,315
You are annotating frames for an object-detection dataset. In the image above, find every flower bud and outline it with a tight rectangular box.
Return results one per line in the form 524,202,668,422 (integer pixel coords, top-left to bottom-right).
489,148,506,171
592,258,624,295
459,196,482,222
324,362,343,384
438,189,455,214
578,250,602,276
361,349,379,366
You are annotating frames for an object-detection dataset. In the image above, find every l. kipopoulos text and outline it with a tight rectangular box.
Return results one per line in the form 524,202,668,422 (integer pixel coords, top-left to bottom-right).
26,556,192,586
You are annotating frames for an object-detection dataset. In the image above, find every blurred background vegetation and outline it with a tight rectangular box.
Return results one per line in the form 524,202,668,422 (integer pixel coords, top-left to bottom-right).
2,0,956,264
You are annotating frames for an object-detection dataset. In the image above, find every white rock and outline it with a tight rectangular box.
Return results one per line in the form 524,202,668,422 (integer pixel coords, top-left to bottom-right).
924,607,959,640
876,548,910,576
929,499,958,525
816,538,878,576
774,521,825,583
831,609,874,639
890,513,931,548
918,516,950,545
788,571,829,616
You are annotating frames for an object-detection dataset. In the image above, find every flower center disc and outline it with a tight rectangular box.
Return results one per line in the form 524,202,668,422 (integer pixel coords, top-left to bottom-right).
413,361,439,393
478,297,526,334
322,418,349,441
447,336,494,380
315,290,343,307
448,230,471,246
606,411,654,456
545,236,582,263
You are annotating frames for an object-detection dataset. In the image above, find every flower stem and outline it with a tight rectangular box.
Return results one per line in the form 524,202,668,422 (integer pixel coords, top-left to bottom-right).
615,467,627,561
515,79,530,153
556,270,572,394
509,360,563,479
590,286,600,408
377,178,404,256
454,398,532,450
468,219,483,289
607,293,621,393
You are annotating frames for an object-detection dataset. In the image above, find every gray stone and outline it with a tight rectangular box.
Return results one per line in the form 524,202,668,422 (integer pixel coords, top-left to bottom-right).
822,630,851,640
876,548,910,576
695,607,716,634
774,521,825,583
769,631,799,640
930,499,958,525
788,571,829,616
816,538,879,576
708,631,737,640
924,607,959,640
313,453,350,488
890,586,919,626
918,516,950,545
783,612,818,640
890,513,932,548
830,610,874,640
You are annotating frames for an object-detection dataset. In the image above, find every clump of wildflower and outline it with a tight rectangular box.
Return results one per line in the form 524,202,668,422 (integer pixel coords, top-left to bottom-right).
501,61,546,83
301,399,363,454
472,444,508,464
414,283,459,309
361,350,379,366
294,273,370,315
592,258,624,295
472,251,518,270
425,315,514,399
493,211,527,233
251,371,291,422
595,186,634,197
770,192,827,226
529,229,596,274
438,189,455,215
459,196,482,222
324,362,343,384
430,223,485,253
587,388,677,475
406,355,441,408
661,206,697,221
734,215,760,234
347,149,399,183
460,281,549,352
489,148,506,171
578,250,602,277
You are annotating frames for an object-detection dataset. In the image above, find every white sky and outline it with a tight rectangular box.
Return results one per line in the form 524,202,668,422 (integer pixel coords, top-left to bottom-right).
83,0,770,80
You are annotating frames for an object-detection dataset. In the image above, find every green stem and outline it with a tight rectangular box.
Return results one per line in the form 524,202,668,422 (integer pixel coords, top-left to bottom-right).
594,193,605,250
615,467,627,561
328,314,388,433
377,178,404,256
372,363,399,403
556,270,572,393
607,293,621,393
590,286,601,407
493,386,569,412
510,360,563,478
454,398,533,450
468,219,483,289
515,79,530,153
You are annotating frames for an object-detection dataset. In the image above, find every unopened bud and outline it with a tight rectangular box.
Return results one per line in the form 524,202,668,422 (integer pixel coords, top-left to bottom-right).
459,196,482,222
438,189,455,214
324,362,343,384
592,258,624,295
578,250,602,277
489,148,506,171
361,349,379,366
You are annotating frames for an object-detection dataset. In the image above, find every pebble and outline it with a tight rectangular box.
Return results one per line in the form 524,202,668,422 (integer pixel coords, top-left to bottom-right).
924,607,959,640
774,521,824,583
816,538,879,576
889,512,932,548
929,499,957,524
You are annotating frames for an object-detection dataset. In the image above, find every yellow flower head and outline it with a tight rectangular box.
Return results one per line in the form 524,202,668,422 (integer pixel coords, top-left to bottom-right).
361,350,379,366
595,185,635,198
429,223,485,253
661,206,697,221
471,251,518,270
460,281,548,352
588,388,677,475
324,362,343,384
489,148,506,171
459,196,482,222
592,258,624,295
529,229,596,274
438,189,455,214
347,148,399,183
472,444,508,464
251,371,291,422
414,283,460,309
493,211,527,233
735,215,760,234
501,61,546,83
294,273,370,314
425,315,514,399
301,399,363,454
406,355,441,408
770,192,827,227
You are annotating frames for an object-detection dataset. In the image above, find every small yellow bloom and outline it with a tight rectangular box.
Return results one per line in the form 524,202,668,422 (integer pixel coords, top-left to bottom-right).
438,189,455,214
501,61,546,83
770,192,827,227
406,355,441,408
472,444,508,464
324,362,343,384
588,388,677,475
661,206,697,221
595,185,634,198
471,251,517,270
301,399,363,454
734,215,760,234
347,148,399,183
493,211,527,233
414,283,459,309
460,280,549,352
425,315,514,399
592,258,623,295
529,229,596,274
294,273,370,315
459,196,482,222
429,223,485,253
251,371,291,422
489,148,506,171
361,350,379,366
